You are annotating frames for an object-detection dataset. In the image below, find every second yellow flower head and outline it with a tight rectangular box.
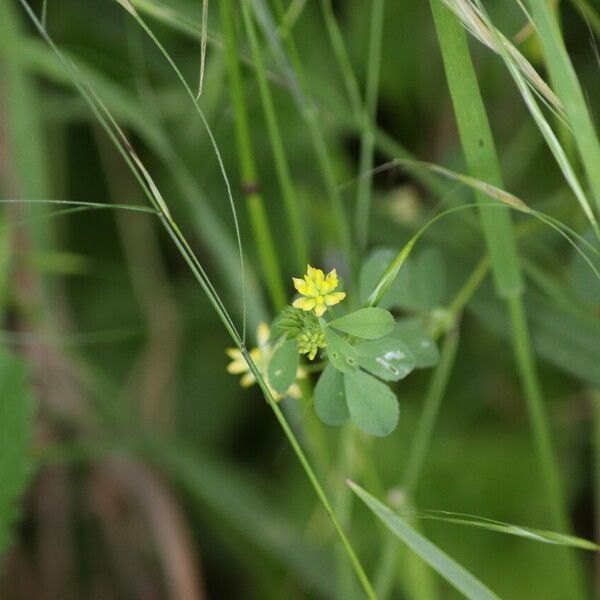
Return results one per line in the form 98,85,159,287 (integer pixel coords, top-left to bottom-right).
292,265,346,317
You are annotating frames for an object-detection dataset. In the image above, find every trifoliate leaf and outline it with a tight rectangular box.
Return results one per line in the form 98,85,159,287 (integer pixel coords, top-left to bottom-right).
322,327,359,373
344,371,399,437
268,339,299,394
330,308,394,340
357,337,416,381
391,318,439,368
314,365,349,425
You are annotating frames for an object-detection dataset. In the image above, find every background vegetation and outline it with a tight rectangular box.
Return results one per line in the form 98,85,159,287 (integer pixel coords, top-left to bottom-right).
1,0,600,598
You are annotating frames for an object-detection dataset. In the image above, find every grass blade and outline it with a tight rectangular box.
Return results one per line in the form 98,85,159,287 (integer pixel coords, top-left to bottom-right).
348,481,502,600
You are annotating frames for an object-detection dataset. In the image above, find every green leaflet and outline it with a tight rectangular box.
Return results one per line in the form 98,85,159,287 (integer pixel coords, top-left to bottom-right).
314,364,349,426
330,307,394,340
357,337,416,381
391,319,439,368
268,339,299,394
344,371,399,437
322,326,359,374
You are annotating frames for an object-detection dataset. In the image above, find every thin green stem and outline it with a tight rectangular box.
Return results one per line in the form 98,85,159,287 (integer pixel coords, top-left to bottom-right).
319,0,363,124
240,0,309,271
402,328,460,499
507,296,587,596
219,0,287,312
335,424,360,600
375,329,460,600
431,2,587,596
243,351,378,600
569,0,600,38
266,0,352,261
355,0,385,253
507,297,567,532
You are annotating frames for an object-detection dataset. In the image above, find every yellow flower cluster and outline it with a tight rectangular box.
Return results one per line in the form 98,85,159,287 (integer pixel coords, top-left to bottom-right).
226,323,303,400
292,265,346,317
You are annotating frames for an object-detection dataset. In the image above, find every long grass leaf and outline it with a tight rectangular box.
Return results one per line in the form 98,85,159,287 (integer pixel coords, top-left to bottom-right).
348,481,502,600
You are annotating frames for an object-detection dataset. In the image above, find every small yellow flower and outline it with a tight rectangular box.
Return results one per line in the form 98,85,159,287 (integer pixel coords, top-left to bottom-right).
226,323,304,400
292,265,346,317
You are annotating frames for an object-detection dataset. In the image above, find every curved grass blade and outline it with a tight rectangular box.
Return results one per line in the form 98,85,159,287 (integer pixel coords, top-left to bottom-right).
405,509,600,551
113,0,248,341
348,481,502,600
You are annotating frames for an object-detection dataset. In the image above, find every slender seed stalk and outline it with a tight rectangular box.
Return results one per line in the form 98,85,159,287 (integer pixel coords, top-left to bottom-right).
240,0,309,271
219,0,287,311
528,0,600,215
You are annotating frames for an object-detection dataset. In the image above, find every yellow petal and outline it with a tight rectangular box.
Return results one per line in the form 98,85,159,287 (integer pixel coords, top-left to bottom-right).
315,295,325,305
306,265,318,278
292,277,307,294
225,348,242,360
227,359,248,375
287,384,302,399
325,291,346,306
293,297,317,311
240,372,256,387
302,275,317,296
314,304,327,317
257,323,270,347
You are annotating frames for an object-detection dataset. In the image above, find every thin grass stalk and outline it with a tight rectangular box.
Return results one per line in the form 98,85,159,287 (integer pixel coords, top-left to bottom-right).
17,2,380,595
240,0,309,272
375,329,460,599
219,0,287,312
355,0,385,254
527,0,600,215
569,0,600,37
260,0,352,262
430,2,587,596
319,0,363,124
374,259,488,600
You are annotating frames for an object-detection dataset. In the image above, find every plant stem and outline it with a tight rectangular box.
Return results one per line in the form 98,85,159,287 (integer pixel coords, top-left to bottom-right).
431,2,587,596
374,327,459,600
507,296,587,596
265,0,352,262
243,351,378,600
240,0,309,272
319,0,363,124
355,0,385,253
219,0,287,311
402,327,460,499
